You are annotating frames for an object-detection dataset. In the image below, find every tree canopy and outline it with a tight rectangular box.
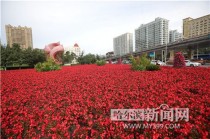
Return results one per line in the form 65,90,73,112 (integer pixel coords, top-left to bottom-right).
1,43,46,67
63,51,76,64
77,52,105,65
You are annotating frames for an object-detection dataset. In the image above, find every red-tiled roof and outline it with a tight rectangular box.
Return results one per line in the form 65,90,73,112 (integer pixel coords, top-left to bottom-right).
74,43,79,47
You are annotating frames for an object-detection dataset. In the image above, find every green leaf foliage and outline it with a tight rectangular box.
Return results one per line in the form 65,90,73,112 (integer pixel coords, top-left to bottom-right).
130,54,160,71
146,64,160,71
35,58,61,72
1,43,46,67
96,60,106,66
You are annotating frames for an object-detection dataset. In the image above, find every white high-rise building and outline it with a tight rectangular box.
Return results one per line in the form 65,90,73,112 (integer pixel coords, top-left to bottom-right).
135,17,169,52
113,33,133,56
169,30,182,43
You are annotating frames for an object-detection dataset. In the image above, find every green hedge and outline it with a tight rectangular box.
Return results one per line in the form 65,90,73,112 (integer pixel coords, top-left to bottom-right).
146,64,160,71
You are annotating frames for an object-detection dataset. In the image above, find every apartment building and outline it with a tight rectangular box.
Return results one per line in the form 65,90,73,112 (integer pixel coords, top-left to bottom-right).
113,33,133,56
135,17,169,52
183,14,210,39
5,24,33,49
169,30,182,43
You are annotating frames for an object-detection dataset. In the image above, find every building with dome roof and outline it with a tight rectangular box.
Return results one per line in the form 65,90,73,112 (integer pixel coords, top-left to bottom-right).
71,43,81,56
64,43,81,64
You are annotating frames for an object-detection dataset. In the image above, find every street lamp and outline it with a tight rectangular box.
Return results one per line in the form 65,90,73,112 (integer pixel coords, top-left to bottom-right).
196,43,198,59
165,41,168,63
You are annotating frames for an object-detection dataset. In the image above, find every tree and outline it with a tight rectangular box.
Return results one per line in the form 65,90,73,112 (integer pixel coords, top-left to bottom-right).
22,47,33,66
31,48,46,66
63,51,74,64
77,51,84,64
83,53,96,64
77,52,97,65
70,52,77,64
96,54,100,61
71,52,76,58
64,51,70,63
1,44,8,67
0,43,46,68
4,44,22,66
95,54,106,61
21,48,46,67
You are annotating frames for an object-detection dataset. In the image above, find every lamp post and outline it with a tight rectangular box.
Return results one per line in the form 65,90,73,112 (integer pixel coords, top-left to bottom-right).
165,42,167,63
196,43,198,59
118,45,122,64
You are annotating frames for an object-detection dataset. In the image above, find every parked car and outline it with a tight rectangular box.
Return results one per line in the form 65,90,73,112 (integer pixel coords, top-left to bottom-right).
151,60,157,65
190,58,206,65
122,60,130,64
184,60,201,67
151,60,166,66
112,61,118,64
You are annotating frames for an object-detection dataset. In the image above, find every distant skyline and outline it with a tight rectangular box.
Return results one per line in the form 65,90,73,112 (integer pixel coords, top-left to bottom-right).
1,1,210,55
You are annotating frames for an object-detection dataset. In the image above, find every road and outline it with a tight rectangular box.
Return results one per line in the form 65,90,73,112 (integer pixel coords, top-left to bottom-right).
166,63,210,67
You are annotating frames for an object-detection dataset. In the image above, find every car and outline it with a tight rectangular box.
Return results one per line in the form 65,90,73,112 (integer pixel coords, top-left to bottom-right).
190,58,206,65
151,60,166,66
184,60,201,67
122,60,130,64
151,60,157,65
112,61,118,64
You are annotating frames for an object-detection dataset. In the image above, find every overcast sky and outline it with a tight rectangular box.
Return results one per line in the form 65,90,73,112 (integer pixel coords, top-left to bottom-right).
1,0,210,55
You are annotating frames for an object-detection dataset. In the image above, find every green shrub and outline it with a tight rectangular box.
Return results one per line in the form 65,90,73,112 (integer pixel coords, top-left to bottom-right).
139,53,151,67
96,60,106,66
130,54,151,71
35,62,42,72
35,58,61,72
136,65,146,71
146,64,160,71
130,55,138,70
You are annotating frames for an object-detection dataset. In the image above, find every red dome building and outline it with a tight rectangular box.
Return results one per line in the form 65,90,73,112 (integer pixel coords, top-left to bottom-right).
74,43,79,47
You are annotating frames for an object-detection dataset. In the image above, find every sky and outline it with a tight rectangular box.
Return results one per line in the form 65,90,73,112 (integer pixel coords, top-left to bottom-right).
1,0,210,55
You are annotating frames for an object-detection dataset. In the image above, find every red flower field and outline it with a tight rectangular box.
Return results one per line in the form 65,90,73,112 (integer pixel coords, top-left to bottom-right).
1,65,210,138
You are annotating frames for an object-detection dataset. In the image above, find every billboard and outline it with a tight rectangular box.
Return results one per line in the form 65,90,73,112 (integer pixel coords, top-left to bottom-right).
149,52,155,57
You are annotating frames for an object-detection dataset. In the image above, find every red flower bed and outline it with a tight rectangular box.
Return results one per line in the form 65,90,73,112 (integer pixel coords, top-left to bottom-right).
1,65,210,138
